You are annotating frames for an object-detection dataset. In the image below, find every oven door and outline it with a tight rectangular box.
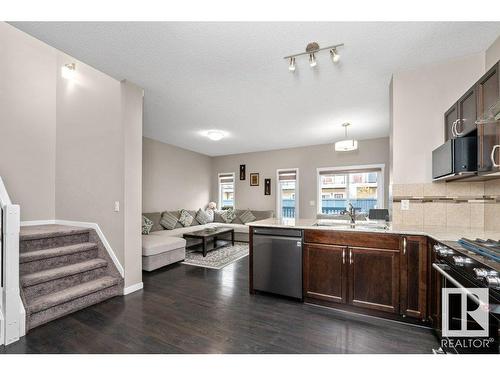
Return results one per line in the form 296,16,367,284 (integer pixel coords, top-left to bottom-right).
432,263,499,354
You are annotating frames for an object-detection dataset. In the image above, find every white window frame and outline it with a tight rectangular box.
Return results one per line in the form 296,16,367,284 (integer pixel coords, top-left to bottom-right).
218,172,235,209
316,164,385,215
276,168,299,219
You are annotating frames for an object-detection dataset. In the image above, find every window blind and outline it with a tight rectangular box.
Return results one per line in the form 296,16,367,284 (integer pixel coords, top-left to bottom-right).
219,173,234,183
318,167,381,175
278,170,297,181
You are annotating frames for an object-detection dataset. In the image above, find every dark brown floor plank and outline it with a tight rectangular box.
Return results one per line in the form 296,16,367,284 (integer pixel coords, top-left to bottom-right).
1,256,438,354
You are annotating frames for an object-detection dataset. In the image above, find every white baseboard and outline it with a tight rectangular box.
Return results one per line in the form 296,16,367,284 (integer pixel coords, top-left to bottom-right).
123,282,143,295
20,219,125,278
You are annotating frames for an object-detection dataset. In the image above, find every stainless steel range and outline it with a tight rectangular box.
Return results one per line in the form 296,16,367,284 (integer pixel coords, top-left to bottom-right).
432,238,500,354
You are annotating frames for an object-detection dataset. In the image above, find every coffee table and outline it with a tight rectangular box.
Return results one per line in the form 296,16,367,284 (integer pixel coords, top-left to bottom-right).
183,227,235,257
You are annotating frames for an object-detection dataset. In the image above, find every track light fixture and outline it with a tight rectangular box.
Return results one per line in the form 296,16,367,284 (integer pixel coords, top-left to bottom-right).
284,42,343,72
309,53,317,68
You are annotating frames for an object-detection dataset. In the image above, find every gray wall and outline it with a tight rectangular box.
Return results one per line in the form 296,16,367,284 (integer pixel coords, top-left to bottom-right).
142,137,212,212
0,23,143,289
211,138,390,219
0,22,57,220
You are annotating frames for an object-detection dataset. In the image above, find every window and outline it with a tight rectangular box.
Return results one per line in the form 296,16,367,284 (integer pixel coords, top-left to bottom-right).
317,165,384,216
276,169,299,219
218,173,235,209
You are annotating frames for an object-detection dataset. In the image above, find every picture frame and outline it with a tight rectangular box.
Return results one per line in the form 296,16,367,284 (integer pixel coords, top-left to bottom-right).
250,173,259,186
264,178,271,195
240,164,246,180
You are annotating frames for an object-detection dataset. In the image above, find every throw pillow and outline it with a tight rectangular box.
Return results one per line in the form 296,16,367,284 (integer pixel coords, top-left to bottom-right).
142,215,153,235
195,208,210,225
179,209,194,227
239,210,256,224
220,208,236,223
160,211,178,230
205,208,215,222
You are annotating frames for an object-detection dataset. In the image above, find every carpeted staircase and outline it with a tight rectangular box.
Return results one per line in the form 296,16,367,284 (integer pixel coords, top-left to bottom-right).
19,225,123,331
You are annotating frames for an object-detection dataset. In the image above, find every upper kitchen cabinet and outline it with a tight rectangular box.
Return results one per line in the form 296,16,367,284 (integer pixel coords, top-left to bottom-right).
477,62,499,117
444,103,459,140
445,85,477,140
476,62,500,175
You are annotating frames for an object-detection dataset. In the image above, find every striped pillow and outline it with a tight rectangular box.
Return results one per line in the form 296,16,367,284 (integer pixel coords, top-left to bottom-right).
195,209,210,225
179,209,194,227
220,208,236,223
239,210,256,224
160,211,178,230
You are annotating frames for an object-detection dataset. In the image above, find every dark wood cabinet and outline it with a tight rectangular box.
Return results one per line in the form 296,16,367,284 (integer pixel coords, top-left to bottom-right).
477,62,500,173
348,246,400,314
445,86,477,140
428,239,441,332
400,236,428,320
445,103,459,140
303,244,347,303
456,86,477,137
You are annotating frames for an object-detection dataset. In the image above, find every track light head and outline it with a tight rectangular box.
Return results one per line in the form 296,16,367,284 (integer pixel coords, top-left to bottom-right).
330,48,340,63
288,57,296,72
309,53,317,68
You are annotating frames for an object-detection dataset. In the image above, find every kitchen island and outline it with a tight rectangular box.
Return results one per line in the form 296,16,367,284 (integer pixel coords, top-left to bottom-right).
248,218,500,326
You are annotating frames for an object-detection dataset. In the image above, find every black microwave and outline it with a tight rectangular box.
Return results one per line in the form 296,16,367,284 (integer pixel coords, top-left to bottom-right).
432,137,477,181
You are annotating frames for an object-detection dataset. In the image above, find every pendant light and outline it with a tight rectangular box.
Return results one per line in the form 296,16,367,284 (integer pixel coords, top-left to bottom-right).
334,123,358,152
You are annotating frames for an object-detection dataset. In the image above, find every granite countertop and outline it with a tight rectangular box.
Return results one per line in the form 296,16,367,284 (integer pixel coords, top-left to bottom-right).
248,218,500,243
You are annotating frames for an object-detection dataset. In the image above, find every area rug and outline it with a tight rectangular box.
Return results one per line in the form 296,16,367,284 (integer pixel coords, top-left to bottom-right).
181,242,249,269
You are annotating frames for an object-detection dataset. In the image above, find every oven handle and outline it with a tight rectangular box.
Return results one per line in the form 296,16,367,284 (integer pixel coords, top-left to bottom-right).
432,263,484,307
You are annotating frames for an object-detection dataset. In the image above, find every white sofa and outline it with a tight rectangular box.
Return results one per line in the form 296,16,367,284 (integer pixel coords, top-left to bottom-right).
142,210,273,271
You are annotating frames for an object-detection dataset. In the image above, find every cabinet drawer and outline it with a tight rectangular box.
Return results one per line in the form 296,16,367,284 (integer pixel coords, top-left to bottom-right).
304,230,400,250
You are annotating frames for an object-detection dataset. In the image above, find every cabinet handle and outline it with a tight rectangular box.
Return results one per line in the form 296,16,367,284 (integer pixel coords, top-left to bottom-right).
491,145,500,168
451,120,458,137
349,249,353,264
403,237,407,255
342,248,345,264
455,119,465,137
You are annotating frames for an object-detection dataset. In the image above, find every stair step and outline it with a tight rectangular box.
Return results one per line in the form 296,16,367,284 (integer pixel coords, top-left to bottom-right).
21,259,108,288
20,225,91,253
28,276,120,314
20,242,97,263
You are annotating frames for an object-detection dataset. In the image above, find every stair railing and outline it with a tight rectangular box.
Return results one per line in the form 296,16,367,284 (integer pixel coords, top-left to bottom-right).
0,176,22,345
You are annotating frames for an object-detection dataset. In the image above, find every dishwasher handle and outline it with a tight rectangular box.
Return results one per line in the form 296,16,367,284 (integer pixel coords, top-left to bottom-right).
253,227,302,238
253,234,303,245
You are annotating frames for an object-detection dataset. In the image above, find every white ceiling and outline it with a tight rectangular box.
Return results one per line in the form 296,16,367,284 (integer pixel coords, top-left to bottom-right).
10,22,500,156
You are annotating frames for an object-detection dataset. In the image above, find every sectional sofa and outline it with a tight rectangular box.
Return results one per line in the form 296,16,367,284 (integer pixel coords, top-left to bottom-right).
142,209,274,271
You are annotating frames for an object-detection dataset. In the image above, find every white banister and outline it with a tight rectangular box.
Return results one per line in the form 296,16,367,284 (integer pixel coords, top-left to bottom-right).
0,176,24,346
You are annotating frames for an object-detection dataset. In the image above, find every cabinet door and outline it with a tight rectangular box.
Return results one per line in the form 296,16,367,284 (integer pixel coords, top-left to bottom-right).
400,236,428,320
348,247,400,314
477,62,500,171
303,244,347,303
428,241,442,331
444,103,459,141
456,87,477,137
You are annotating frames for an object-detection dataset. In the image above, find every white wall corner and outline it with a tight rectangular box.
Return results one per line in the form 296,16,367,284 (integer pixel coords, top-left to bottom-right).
123,282,143,295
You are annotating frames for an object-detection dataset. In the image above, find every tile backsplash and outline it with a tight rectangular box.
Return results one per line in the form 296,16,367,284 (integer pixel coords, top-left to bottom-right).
391,180,500,230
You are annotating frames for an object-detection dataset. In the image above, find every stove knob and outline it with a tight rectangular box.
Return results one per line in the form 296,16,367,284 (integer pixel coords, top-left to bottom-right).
486,276,500,288
453,256,472,265
474,268,488,277
433,244,444,253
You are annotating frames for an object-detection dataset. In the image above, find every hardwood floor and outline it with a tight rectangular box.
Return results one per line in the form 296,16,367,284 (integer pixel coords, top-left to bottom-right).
1,256,438,354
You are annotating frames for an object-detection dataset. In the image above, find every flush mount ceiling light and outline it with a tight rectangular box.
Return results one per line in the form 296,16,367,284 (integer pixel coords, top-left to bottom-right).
205,130,226,141
284,42,343,72
334,123,358,152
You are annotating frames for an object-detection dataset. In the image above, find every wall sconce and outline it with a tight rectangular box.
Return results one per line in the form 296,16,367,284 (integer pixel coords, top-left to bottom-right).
61,63,76,80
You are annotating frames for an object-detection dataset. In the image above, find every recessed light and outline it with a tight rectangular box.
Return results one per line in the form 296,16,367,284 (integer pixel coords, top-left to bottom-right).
205,130,225,141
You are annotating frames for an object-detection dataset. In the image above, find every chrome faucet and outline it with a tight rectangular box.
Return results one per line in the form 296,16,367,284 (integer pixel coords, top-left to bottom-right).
341,203,356,225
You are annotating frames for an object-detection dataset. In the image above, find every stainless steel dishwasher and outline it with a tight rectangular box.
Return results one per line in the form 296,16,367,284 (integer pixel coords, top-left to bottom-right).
252,227,303,299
